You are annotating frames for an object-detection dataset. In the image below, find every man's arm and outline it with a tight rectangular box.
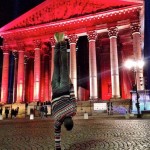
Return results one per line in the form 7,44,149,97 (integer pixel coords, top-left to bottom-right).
54,120,63,150
70,84,77,115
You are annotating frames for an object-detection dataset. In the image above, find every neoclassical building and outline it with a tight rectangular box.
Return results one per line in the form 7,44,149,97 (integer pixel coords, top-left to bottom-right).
0,0,144,104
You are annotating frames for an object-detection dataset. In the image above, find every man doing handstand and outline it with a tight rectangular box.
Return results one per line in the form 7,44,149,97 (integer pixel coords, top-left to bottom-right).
51,32,77,150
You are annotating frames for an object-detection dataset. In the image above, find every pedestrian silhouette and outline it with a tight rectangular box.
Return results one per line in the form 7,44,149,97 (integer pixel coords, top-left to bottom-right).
0,107,2,115
5,108,9,119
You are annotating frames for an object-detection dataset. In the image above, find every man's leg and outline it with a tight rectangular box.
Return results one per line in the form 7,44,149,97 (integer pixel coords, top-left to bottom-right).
54,120,63,150
60,41,70,93
52,41,70,98
52,43,60,97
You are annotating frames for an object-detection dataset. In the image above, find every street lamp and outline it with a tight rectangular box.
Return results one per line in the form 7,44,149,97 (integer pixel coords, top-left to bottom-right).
124,59,144,118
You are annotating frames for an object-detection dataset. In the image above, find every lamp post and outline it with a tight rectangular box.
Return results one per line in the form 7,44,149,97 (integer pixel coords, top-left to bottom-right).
124,59,144,118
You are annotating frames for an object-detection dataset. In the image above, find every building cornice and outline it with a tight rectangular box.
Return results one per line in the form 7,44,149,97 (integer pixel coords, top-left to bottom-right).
0,5,142,44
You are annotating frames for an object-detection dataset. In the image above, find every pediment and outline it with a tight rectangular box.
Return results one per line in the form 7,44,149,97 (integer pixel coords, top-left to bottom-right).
0,0,141,32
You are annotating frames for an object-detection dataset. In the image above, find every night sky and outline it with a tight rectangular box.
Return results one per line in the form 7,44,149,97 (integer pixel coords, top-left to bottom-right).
0,0,44,28
0,0,45,85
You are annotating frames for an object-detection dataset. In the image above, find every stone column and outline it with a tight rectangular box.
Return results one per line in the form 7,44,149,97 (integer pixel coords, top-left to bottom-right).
40,52,45,102
33,40,41,102
44,46,50,102
49,37,55,101
131,23,144,90
16,43,25,103
12,50,18,103
0,44,10,104
68,34,78,99
87,30,98,100
50,37,55,80
23,54,29,103
108,27,120,98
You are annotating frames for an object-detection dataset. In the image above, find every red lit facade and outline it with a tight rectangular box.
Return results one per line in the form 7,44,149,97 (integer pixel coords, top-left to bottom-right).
0,0,144,104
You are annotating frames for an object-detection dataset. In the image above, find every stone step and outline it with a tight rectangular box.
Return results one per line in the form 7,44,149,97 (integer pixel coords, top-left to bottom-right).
141,110,150,114
141,110,150,117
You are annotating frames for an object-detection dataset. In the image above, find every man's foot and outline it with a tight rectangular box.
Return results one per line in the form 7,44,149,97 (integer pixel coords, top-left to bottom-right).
54,32,65,42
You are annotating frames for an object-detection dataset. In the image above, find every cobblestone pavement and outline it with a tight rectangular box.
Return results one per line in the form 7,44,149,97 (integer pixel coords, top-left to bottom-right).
0,117,150,150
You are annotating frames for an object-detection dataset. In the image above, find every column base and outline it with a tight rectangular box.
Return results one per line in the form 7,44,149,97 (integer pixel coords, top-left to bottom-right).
0,102,5,106
15,102,25,104
89,96,98,101
110,97,122,102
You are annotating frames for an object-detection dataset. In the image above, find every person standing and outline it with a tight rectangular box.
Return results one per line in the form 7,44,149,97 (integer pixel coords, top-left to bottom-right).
51,32,77,150
44,105,48,118
5,108,9,119
11,108,15,118
0,107,2,115
40,105,45,118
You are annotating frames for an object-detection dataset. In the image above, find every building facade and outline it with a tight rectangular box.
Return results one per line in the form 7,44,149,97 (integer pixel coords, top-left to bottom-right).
0,0,144,104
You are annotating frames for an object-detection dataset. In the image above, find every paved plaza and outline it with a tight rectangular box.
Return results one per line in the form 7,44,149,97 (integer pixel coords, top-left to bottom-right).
0,116,150,150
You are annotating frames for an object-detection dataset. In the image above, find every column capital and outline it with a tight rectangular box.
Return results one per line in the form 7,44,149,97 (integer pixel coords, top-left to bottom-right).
42,44,50,56
131,23,141,34
108,27,118,38
33,39,42,49
1,43,10,54
49,37,56,47
87,30,97,41
68,34,78,44
12,50,18,59
28,50,35,58
24,54,29,64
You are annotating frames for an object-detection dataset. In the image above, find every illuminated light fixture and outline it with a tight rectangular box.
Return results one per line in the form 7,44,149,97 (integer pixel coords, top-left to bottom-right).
124,59,145,118
137,60,144,69
124,59,136,69
124,59,144,70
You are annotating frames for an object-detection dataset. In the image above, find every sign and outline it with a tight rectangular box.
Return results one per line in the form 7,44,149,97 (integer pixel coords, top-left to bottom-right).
0,115,3,120
84,112,88,119
30,114,34,120
94,103,107,111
